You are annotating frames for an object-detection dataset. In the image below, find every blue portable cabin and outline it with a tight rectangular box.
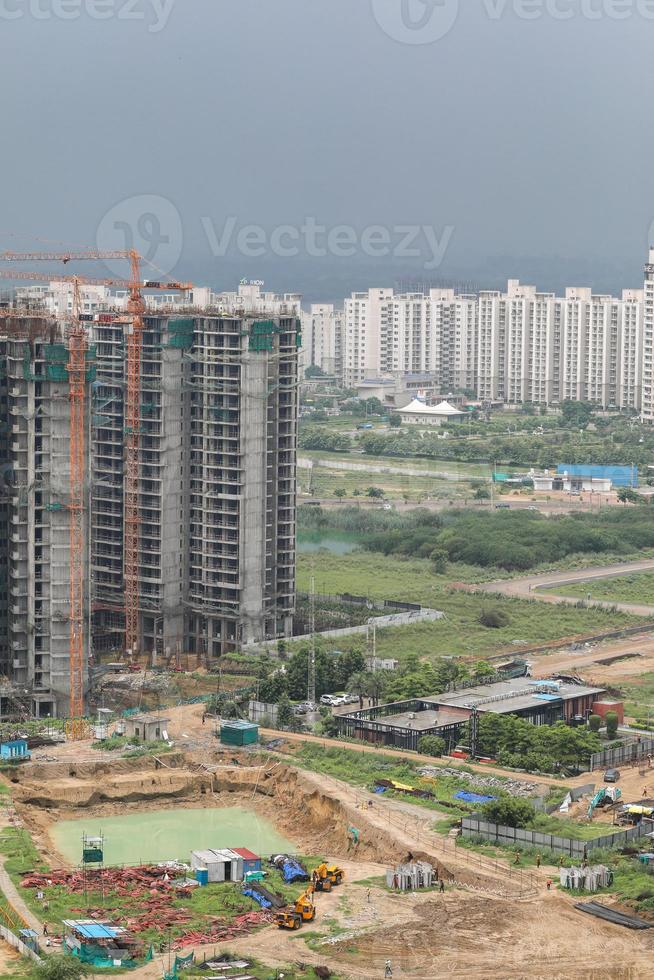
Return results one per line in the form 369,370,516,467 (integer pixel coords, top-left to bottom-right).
233,847,262,877
0,739,30,761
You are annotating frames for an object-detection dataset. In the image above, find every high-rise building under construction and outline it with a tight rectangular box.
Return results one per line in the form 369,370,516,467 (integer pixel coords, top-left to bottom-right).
0,284,300,717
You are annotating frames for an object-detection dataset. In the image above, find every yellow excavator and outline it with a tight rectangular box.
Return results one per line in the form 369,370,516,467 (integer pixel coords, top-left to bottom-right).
274,885,317,930
312,861,344,892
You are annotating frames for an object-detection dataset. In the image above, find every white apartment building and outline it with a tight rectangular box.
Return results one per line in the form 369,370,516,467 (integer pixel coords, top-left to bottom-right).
642,249,654,422
619,289,643,411
301,303,343,377
342,288,394,386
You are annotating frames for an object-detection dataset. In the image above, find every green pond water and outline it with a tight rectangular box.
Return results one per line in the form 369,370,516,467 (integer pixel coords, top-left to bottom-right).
297,531,359,555
51,807,293,867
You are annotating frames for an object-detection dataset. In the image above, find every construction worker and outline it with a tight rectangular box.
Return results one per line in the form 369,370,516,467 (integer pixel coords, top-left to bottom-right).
42,923,48,937
367,888,371,903
439,879,445,893
514,850,521,865
546,879,552,891
385,960,393,978
536,853,542,868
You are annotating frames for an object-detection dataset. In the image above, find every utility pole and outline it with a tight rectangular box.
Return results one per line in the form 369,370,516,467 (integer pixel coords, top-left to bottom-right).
308,574,316,707
470,707,479,760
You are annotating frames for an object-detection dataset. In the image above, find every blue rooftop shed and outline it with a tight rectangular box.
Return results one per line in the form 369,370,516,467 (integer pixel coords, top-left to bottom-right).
0,739,30,761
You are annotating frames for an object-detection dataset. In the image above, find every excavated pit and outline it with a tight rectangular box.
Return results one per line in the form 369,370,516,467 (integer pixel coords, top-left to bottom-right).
9,753,453,879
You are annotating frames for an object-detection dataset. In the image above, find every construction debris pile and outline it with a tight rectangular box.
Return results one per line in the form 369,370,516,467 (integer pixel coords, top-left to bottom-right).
416,766,537,798
386,862,436,891
170,911,272,950
20,865,271,948
560,865,614,892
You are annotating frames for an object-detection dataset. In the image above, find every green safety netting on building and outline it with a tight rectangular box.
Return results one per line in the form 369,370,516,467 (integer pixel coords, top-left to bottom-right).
249,319,277,352
22,343,97,383
165,319,194,349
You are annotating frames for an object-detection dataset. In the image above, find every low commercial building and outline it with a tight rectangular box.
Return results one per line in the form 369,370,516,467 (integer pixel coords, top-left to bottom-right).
337,678,606,751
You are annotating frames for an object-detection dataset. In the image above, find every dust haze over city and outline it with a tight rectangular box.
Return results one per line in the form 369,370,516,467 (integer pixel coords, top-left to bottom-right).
2,1,653,297
4,3,654,980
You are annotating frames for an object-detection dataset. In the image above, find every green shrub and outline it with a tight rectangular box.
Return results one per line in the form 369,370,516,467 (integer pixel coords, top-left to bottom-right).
588,714,602,733
418,735,446,757
605,711,619,738
478,607,510,629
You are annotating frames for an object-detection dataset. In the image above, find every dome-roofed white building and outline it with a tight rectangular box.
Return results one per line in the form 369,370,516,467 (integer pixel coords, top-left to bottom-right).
397,399,465,426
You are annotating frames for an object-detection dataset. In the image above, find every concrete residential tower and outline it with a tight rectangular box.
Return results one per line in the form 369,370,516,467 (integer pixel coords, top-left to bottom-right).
0,284,300,716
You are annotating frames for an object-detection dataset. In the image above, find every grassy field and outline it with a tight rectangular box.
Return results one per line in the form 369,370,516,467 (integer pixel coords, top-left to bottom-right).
551,571,654,605
621,671,654,725
298,464,473,502
296,551,639,661
299,448,499,478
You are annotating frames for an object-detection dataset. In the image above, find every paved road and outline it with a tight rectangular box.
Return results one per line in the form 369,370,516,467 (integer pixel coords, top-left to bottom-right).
475,557,654,616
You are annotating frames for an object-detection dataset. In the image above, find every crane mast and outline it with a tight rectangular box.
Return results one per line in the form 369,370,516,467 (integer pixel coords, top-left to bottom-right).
66,277,87,719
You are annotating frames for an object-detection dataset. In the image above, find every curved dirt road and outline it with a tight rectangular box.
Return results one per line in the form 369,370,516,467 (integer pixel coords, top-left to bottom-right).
475,557,654,616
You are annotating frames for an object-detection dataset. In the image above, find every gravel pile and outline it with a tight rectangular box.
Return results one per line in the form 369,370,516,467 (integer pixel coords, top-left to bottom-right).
416,765,537,798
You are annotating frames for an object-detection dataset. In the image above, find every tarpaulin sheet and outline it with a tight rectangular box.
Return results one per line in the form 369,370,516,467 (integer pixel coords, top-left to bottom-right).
454,791,496,804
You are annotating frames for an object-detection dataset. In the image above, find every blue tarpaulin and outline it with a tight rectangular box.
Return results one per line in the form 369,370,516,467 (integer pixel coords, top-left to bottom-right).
454,791,496,804
243,887,271,909
280,858,309,883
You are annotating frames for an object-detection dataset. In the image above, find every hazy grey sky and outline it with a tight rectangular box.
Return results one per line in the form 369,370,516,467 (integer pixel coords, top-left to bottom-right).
1,0,653,298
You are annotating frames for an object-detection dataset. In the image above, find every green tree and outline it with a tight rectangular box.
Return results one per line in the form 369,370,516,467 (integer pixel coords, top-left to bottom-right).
430,548,448,574
258,671,288,704
588,714,602,733
285,646,336,700
389,414,402,428
35,956,91,980
334,488,347,498
560,399,593,429
367,486,385,498
605,710,619,738
474,486,491,500
320,714,341,737
617,487,641,505
333,648,366,689
366,670,386,707
346,671,369,709
305,364,327,378
472,659,496,680
418,735,446,756
276,695,294,729
480,796,536,828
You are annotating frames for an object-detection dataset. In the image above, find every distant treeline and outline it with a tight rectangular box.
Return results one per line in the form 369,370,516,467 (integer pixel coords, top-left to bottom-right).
298,505,654,572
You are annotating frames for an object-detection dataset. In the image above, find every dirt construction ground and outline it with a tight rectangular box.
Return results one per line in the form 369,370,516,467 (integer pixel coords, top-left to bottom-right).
4,702,654,979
